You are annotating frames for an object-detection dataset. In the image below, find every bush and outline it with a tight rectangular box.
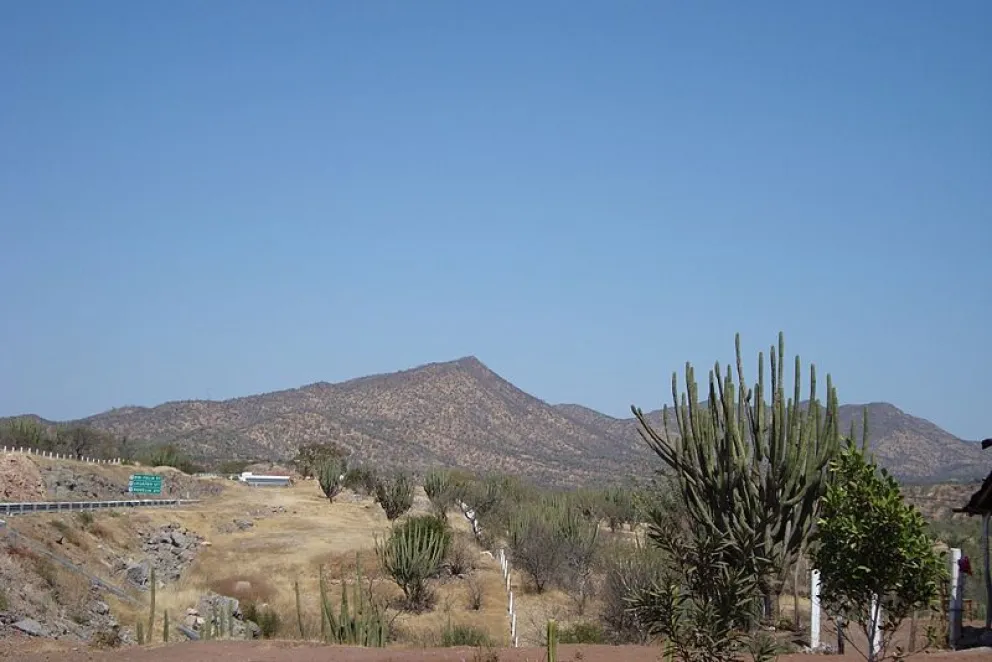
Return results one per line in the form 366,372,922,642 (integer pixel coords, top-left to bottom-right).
374,472,414,520
376,515,451,611
243,602,280,639
75,511,95,529
598,542,666,644
343,466,378,496
506,499,599,596
446,535,475,576
0,586,8,611
441,623,491,647
559,621,606,644
141,444,201,473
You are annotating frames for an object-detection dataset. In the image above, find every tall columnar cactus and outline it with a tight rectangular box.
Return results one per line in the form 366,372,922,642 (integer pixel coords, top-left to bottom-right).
318,555,388,646
318,457,347,501
147,567,156,640
631,333,841,610
547,619,558,662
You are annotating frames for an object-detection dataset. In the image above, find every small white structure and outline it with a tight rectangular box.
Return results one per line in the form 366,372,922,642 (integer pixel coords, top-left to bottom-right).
238,471,292,488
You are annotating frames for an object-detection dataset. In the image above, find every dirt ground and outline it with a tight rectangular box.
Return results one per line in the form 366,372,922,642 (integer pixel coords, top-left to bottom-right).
5,640,992,662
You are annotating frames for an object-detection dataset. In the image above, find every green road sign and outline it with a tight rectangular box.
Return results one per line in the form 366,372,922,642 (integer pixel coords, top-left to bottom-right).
129,474,163,495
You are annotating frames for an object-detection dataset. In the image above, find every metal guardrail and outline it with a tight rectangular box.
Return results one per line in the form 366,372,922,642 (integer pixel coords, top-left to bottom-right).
0,498,200,516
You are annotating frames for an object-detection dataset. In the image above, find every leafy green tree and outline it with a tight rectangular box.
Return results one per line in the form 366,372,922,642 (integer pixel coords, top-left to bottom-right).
811,432,946,662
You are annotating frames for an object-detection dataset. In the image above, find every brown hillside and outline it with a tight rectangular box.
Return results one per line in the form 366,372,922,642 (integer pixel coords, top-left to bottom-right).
70,357,653,486
5,358,985,485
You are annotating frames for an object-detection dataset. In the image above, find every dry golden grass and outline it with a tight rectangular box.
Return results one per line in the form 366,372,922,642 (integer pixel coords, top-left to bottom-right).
104,481,528,646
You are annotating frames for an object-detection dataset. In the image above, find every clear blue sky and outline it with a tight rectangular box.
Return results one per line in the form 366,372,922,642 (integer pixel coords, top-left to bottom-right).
1,1,989,440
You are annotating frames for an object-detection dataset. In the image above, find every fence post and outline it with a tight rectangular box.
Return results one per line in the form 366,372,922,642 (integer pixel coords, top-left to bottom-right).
869,595,883,658
810,569,821,650
949,547,962,648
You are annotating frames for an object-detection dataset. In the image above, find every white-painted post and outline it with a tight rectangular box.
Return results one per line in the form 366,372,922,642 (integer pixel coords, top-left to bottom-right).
506,573,510,592
949,547,962,648
514,635,518,647
870,595,883,658
511,612,516,638
810,569,821,651
508,590,513,614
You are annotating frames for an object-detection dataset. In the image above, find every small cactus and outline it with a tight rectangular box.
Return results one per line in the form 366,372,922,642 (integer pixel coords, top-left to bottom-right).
163,610,170,643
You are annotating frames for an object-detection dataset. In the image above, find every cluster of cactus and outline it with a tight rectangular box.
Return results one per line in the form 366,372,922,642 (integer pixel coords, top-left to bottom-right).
374,471,415,520
375,515,450,610
423,468,461,520
317,555,388,646
318,456,348,501
200,599,237,640
631,332,841,609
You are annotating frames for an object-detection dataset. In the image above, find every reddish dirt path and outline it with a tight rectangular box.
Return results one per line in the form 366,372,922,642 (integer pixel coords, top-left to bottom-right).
5,640,992,662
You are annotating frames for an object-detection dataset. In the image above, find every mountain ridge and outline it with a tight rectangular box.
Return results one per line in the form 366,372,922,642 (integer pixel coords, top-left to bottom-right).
3,356,987,485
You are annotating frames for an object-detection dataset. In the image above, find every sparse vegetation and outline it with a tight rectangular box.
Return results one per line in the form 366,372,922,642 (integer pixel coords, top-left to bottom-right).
141,443,202,473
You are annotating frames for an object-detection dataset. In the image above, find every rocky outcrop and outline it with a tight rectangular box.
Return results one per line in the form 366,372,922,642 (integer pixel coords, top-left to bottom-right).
0,455,46,501
182,593,260,639
120,523,203,590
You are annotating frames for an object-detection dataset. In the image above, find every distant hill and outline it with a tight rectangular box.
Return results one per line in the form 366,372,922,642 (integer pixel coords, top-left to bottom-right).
555,400,987,482
4,357,987,485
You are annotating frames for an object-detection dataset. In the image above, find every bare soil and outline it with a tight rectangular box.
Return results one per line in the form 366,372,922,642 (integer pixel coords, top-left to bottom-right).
4,640,992,662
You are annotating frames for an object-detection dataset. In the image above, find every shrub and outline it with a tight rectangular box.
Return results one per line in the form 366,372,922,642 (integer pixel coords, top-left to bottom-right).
376,515,451,611
343,465,379,496
243,601,280,639
0,586,8,611
441,623,491,647
142,444,201,473
506,499,598,596
318,456,347,501
446,535,475,576
466,576,484,611
374,472,414,520
75,511,95,529
598,542,666,644
559,621,605,644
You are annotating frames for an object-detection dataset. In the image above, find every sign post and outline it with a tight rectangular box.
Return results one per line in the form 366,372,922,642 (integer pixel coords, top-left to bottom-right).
128,474,163,495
